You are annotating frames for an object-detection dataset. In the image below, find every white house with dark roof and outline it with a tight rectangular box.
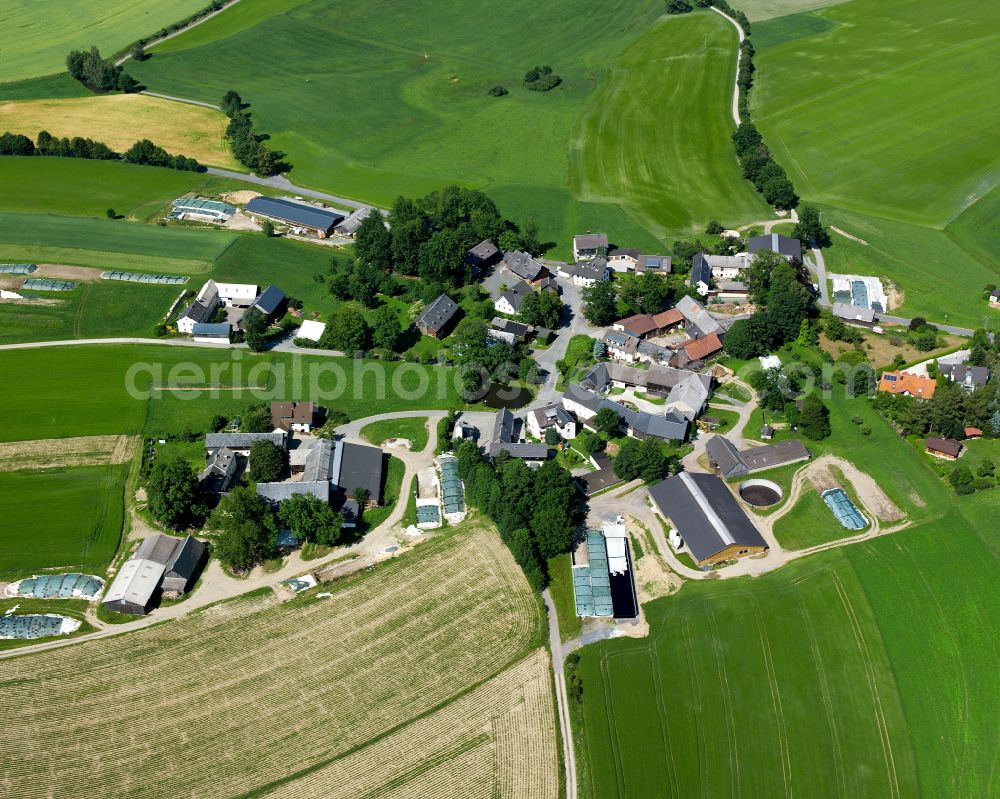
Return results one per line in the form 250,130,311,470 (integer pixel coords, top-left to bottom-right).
607,248,640,271
495,281,533,315
939,363,991,392
526,403,577,441
559,260,610,287
503,250,545,282
688,254,713,296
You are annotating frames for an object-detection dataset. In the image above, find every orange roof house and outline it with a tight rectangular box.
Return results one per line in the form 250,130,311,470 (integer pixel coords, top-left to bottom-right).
878,370,936,400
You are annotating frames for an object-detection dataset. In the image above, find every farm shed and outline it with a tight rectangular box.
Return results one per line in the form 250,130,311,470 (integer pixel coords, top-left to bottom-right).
245,196,343,237
465,239,501,272
748,232,802,262
134,534,208,595
192,322,232,344
573,232,608,261
648,472,768,566
333,206,375,237
706,436,811,478
296,319,326,342
251,284,287,322
925,436,963,460
416,294,460,338
503,250,545,282
102,558,165,615
206,431,286,455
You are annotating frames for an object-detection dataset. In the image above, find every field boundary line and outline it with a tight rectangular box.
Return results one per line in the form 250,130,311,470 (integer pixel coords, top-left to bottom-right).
650,647,681,799
598,652,628,798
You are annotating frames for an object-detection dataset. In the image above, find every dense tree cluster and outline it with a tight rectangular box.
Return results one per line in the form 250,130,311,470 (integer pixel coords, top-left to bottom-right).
220,90,284,176
211,487,278,572
124,138,203,171
518,289,562,328
580,271,692,327
146,456,205,530
319,306,370,353
732,122,798,209
242,307,269,352
724,251,816,359
0,129,201,172
66,47,137,92
665,0,693,13
379,186,525,287
249,440,285,483
455,439,580,589
523,65,561,91
449,317,538,395
277,493,345,546
613,438,679,483
793,204,831,248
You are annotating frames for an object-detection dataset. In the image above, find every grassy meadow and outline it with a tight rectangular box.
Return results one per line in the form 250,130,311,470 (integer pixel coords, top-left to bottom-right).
0,157,238,221
360,417,429,452
818,205,999,328
0,95,237,168
0,281,182,344
0,464,126,576
572,13,771,239
0,0,207,82
0,345,464,442
0,211,236,272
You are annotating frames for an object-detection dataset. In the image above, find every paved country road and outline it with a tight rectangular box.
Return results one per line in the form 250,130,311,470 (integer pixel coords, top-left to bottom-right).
140,91,223,110
114,0,245,67
710,6,745,126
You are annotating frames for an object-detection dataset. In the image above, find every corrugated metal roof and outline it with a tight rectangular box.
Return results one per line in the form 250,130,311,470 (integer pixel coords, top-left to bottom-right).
245,196,343,230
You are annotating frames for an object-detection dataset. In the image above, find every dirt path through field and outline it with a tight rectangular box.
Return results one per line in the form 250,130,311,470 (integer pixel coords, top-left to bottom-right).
35,264,104,281
830,225,868,245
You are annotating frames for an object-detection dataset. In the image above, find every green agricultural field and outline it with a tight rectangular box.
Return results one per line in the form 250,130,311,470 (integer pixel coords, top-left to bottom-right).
737,0,847,19
0,212,236,272
360,417,429,452
753,0,999,226
818,206,999,328
0,345,464,443
129,0,765,250
572,13,771,239
578,494,1000,797
0,281,180,344
0,464,126,576
772,484,863,549
0,0,207,82
944,183,1000,283
0,157,233,221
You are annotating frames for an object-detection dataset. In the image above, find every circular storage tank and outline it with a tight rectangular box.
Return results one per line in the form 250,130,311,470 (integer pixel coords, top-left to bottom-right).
739,479,783,508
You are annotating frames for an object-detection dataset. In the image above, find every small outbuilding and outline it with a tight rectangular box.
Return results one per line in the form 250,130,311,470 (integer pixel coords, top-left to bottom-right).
925,436,963,460
416,294,460,338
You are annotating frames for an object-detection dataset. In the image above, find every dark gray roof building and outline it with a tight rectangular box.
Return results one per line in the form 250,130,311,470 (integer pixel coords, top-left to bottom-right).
648,472,768,565
337,442,385,503
494,407,519,443
257,480,331,505
503,251,544,281
498,281,533,313
689,253,713,289
134,534,207,595
487,441,551,460
191,322,231,339
206,431,286,451
748,233,802,261
563,383,688,441
939,363,990,390
416,294,460,338
252,284,286,318
635,254,671,273
245,196,343,233
706,435,811,478
465,239,501,269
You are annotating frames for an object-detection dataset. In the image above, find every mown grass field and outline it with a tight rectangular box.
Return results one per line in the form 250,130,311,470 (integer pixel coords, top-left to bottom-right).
0,95,237,167
0,524,557,799
0,157,238,221
572,12,770,239
0,464,126,576
753,0,999,227
360,417,429,452
0,345,464,442
0,0,207,82
0,211,236,272
0,282,182,344
128,0,764,250
737,0,847,19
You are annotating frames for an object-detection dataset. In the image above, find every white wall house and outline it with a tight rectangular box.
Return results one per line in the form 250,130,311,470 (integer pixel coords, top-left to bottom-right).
215,282,259,307
526,403,577,441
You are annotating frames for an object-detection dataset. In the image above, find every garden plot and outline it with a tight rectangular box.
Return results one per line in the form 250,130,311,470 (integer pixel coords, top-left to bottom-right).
0,525,547,798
